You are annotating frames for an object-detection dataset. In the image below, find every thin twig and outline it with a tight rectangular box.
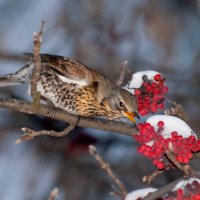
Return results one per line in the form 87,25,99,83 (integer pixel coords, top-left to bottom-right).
143,170,164,184
48,187,59,200
89,145,127,198
165,98,189,121
165,142,195,175
15,124,75,144
193,152,200,159
30,21,45,111
165,151,194,175
116,60,129,86
16,116,79,143
143,177,184,200
143,172,200,200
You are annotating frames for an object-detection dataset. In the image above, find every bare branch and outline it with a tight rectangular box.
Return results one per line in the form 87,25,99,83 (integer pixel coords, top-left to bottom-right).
165,98,189,122
15,124,75,144
89,145,127,198
143,170,164,184
30,21,45,111
0,98,137,137
165,151,195,176
116,60,129,86
193,152,200,159
143,172,200,200
48,187,59,200
165,143,195,176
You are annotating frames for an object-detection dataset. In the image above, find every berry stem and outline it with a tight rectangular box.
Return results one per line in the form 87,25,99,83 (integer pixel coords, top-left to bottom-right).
143,170,164,184
165,151,195,176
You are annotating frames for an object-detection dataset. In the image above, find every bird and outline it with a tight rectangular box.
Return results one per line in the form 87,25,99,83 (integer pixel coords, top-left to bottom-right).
0,54,139,123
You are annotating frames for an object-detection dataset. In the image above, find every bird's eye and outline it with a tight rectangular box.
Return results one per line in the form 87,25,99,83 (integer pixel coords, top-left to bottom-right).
119,101,124,108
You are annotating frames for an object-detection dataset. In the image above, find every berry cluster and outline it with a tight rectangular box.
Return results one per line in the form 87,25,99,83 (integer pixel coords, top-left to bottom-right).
165,180,200,200
133,121,200,169
134,74,168,116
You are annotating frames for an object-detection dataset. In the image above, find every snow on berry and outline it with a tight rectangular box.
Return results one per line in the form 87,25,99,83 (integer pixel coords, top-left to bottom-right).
125,70,168,116
146,115,197,139
133,115,200,169
125,70,162,90
124,187,157,200
173,178,200,191
125,180,200,200
162,178,200,200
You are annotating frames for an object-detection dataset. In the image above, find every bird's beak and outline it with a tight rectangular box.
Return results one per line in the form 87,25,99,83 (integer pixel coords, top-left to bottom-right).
123,111,140,123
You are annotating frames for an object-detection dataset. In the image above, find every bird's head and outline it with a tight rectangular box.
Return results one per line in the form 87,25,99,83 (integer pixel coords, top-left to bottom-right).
107,87,139,123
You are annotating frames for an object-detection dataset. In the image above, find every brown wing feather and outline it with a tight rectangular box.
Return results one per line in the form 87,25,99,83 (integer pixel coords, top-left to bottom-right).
24,53,113,101
24,53,99,84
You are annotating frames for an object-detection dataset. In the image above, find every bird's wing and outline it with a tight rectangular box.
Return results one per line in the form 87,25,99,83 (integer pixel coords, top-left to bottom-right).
24,53,97,86
24,53,113,101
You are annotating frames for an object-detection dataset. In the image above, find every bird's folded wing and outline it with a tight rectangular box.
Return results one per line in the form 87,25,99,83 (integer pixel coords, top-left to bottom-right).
24,53,113,101
24,53,95,86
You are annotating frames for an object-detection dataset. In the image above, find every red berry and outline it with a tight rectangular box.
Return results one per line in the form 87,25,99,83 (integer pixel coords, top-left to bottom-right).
142,82,148,87
137,146,145,153
177,189,184,199
171,131,178,138
177,135,183,140
153,88,160,95
183,157,189,164
154,74,162,82
162,86,168,93
150,105,158,112
156,161,165,169
134,89,141,95
176,156,184,163
137,123,143,130
146,86,152,93
143,101,150,108
140,128,147,135
157,121,164,128
158,103,164,110
151,82,157,88
139,109,148,116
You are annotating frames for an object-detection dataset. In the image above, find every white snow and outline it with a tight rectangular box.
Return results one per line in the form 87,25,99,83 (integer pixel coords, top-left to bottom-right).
125,188,157,200
146,115,197,140
125,70,161,93
173,178,200,191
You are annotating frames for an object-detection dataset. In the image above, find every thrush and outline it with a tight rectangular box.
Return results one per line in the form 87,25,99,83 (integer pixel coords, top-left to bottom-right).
0,54,138,123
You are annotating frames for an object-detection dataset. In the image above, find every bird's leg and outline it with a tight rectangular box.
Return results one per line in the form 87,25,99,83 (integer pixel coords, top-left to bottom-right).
40,96,56,119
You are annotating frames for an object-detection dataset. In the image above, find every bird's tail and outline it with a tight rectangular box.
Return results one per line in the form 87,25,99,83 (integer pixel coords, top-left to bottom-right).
0,75,23,87
0,61,35,87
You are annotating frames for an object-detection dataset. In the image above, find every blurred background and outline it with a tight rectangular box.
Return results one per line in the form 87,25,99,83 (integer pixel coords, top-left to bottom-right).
0,0,200,199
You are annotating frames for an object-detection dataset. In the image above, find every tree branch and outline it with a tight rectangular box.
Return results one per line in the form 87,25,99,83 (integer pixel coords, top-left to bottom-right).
48,187,59,200
143,172,200,200
165,142,195,175
0,98,137,137
143,170,164,184
165,151,195,176
31,21,45,111
15,124,76,144
89,145,127,198
116,60,129,86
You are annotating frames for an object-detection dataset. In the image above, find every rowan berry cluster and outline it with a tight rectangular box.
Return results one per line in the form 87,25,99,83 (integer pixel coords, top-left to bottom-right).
133,121,200,169
165,180,200,200
134,74,168,116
